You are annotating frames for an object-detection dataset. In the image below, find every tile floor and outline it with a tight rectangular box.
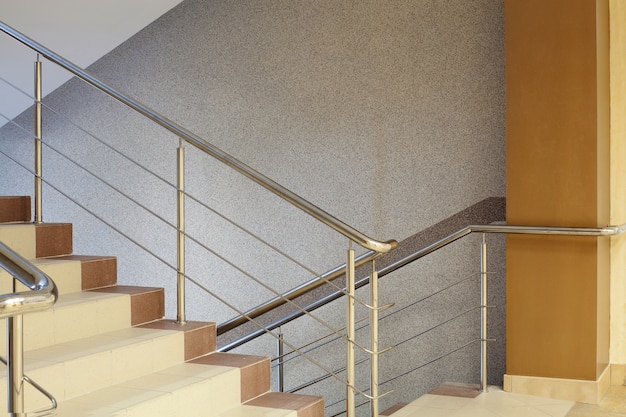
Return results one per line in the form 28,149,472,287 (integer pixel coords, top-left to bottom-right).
389,385,626,417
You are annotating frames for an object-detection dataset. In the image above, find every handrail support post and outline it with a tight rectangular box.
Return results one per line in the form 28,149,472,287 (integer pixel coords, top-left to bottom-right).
370,260,380,417
480,234,488,392
7,314,24,416
277,329,285,392
176,138,186,324
34,55,43,224
346,244,356,417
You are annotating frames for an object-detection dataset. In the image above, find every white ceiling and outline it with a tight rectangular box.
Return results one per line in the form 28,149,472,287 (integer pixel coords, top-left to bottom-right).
0,0,183,124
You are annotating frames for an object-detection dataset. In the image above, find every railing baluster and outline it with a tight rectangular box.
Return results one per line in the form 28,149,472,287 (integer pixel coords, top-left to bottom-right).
370,260,379,417
346,244,356,417
7,314,24,416
277,329,285,392
34,55,43,224
480,234,488,392
177,138,186,324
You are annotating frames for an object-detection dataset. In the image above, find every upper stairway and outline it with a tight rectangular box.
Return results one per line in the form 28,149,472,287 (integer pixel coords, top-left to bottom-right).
0,196,323,417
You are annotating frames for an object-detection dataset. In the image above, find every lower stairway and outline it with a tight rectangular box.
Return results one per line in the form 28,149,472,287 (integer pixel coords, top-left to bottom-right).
0,196,324,417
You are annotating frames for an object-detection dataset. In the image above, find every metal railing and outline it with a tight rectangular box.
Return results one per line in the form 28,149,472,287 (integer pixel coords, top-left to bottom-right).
0,241,58,416
3,18,622,416
0,20,397,417
243,222,625,412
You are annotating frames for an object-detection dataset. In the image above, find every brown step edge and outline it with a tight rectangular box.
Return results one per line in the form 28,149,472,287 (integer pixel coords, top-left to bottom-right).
138,319,216,360
52,255,117,290
35,223,73,257
428,382,481,398
89,285,164,325
246,392,324,417
189,352,270,402
380,402,409,416
0,196,31,223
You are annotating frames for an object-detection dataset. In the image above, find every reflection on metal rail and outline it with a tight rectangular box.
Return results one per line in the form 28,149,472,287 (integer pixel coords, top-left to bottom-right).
0,241,58,416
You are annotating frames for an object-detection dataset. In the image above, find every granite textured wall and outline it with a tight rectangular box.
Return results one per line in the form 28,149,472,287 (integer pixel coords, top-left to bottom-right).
0,0,505,413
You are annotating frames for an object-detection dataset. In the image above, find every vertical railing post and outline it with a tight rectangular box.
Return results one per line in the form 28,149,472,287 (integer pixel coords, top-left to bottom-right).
34,56,43,223
346,243,356,417
7,276,24,416
480,234,488,392
7,316,24,416
176,138,186,324
277,329,285,392
370,260,379,417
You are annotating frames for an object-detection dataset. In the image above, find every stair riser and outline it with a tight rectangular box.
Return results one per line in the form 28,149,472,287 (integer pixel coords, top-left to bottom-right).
0,223,73,259
0,196,31,223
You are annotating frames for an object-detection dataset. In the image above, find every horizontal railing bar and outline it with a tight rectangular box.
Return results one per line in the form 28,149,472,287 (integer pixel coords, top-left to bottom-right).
218,260,379,351
217,249,380,335
220,222,625,350
0,21,397,254
380,339,479,387
379,224,625,278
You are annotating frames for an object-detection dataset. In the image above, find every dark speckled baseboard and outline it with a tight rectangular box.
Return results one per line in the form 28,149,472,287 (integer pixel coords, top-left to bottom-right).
217,197,505,349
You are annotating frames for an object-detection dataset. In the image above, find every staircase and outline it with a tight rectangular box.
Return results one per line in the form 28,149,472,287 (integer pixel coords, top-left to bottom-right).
0,196,324,417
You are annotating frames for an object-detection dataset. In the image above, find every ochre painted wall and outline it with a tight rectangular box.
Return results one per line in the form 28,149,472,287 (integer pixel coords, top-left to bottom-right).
506,0,610,380
610,0,626,367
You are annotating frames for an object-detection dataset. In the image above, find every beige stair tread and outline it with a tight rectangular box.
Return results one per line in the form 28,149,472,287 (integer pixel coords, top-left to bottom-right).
24,327,182,364
219,405,298,417
52,362,241,416
247,392,324,417
0,291,131,354
0,327,185,410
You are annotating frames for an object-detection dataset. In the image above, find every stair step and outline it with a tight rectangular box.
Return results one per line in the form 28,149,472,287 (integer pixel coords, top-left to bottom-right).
90,285,165,326
56,254,118,290
0,291,131,354
51,362,290,417
190,352,270,402
139,320,217,361
428,382,481,398
0,327,186,411
0,196,31,223
51,363,318,417
0,255,118,297
246,392,325,417
0,223,72,258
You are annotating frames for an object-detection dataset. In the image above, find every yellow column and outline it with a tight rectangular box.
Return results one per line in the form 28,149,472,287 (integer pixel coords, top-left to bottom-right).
505,0,611,403
610,0,626,386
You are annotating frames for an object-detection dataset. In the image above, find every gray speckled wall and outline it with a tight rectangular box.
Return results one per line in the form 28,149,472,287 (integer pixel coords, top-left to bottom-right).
0,0,505,413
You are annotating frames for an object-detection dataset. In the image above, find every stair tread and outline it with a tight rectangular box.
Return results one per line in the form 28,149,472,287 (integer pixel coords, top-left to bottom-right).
24,327,182,365
52,362,241,416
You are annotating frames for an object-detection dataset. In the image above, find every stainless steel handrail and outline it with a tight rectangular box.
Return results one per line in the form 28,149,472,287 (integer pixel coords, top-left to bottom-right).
381,224,624,277
0,21,397,255
0,240,58,415
217,249,381,335
220,222,625,350
0,241,58,318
